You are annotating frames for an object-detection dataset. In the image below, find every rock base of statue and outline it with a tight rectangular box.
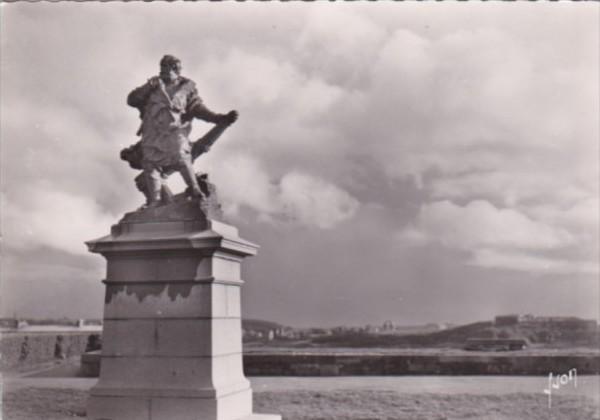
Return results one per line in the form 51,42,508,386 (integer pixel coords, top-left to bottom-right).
85,199,280,420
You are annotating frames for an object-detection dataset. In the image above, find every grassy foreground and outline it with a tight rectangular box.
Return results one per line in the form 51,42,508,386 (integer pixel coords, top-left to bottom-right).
3,387,599,420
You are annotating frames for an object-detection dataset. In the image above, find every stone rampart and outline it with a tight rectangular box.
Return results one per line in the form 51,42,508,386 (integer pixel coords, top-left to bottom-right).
1,331,99,370
244,353,600,375
80,350,600,377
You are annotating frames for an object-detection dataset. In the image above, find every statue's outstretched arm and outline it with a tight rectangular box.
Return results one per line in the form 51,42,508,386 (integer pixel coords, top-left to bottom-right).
186,98,223,124
185,86,239,160
184,85,238,125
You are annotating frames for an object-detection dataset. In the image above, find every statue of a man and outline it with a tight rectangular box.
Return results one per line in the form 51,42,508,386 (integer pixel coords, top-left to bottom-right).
126,55,237,207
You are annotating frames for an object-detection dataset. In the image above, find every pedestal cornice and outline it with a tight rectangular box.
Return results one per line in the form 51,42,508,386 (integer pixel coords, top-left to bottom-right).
86,209,258,258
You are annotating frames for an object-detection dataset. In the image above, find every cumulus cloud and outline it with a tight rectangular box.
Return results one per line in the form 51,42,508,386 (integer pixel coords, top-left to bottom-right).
407,200,573,250
206,153,359,229
279,172,359,229
320,12,598,218
2,188,117,255
294,6,386,85
430,171,593,208
193,47,346,169
529,198,600,234
204,152,280,217
469,249,599,276
400,199,596,274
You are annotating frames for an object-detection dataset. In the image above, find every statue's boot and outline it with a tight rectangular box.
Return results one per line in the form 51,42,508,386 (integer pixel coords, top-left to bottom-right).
135,173,153,206
179,163,206,200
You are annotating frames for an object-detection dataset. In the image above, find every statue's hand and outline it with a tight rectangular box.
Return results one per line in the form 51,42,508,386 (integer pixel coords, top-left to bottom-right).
148,76,161,89
222,110,238,125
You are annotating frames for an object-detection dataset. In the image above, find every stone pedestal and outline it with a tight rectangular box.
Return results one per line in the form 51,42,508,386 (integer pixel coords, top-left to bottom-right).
86,200,280,420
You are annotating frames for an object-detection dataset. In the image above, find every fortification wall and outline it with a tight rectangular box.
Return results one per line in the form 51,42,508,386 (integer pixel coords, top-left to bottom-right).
0,332,100,370
79,350,600,377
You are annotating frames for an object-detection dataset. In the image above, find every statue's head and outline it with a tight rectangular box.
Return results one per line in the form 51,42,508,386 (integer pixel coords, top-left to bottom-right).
159,55,182,83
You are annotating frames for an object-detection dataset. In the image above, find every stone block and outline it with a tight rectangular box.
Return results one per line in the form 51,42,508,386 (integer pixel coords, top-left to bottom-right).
103,283,240,319
212,284,242,318
106,254,205,283
211,255,241,281
96,353,247,392
88,387,254,420
101,318,242,357
87,396,150,420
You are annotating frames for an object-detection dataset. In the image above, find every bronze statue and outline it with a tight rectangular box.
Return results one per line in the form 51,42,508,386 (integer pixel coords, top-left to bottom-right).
122,55,237,208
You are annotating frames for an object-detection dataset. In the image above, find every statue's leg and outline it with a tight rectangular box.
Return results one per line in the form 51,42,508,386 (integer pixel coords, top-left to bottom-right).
178,159,205,199
195,173,211,198
142,164,163,206
160,176,174,204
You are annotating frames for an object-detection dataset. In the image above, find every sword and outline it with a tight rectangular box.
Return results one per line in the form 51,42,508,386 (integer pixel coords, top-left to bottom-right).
190,119,232,162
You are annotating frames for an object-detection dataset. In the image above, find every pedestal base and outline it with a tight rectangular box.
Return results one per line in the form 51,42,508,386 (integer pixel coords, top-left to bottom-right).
85,202,280,420
87,387,281,420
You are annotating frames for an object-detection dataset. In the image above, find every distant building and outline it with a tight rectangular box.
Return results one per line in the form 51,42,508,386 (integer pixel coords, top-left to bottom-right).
423,323,441,333
494,315,520,326
519,314,535,322
382,320,394,331
364,325,380,334
520,316,597,330
331,326,347,335
308,328,331,336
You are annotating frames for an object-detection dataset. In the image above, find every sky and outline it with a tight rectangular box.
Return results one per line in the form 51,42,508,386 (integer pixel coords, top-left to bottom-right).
1,2,598,328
